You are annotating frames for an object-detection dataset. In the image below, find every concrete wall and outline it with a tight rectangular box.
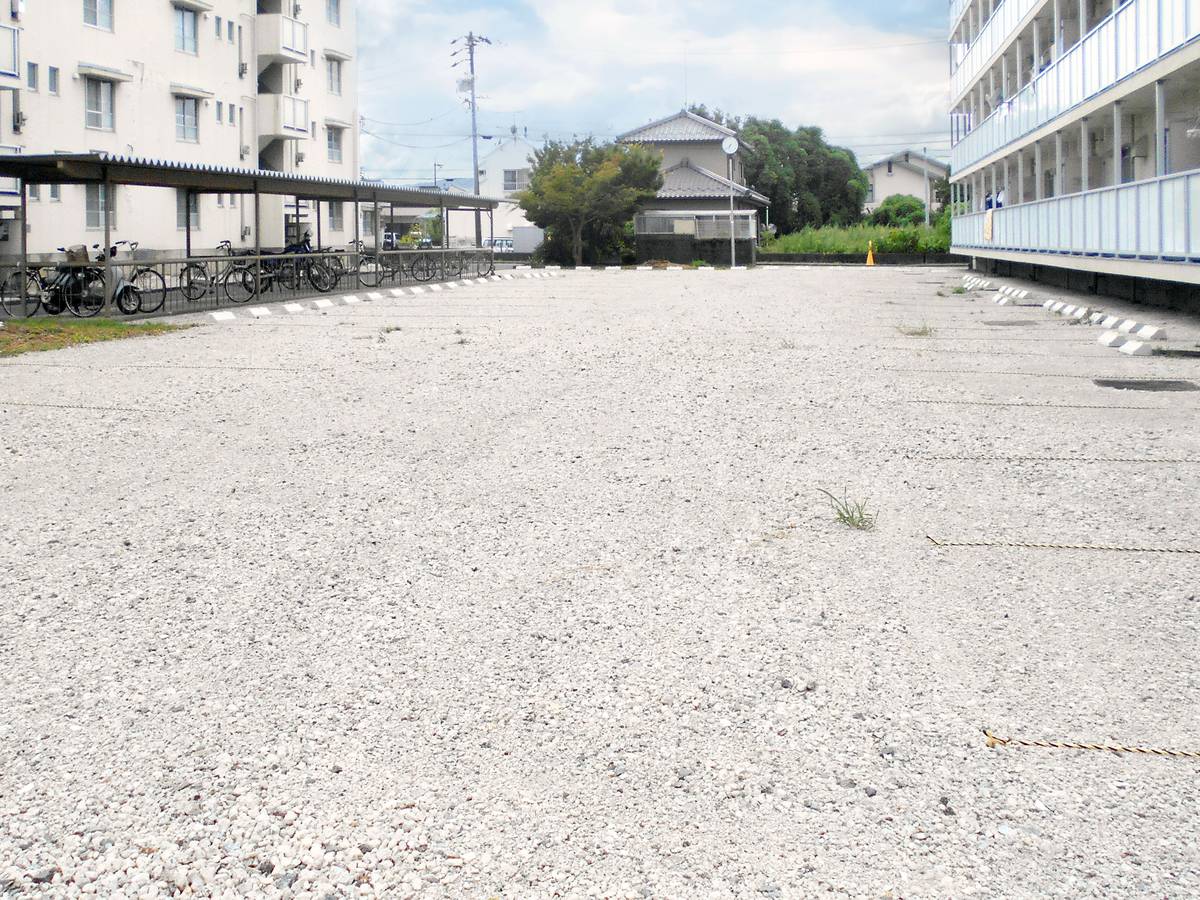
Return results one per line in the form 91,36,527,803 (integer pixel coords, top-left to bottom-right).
636,235,756,266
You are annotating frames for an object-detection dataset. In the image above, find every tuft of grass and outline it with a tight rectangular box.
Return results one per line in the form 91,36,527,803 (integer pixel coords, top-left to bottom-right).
690,260,710,268
952,286,967,294
817,488,877,531
780,338,797,350
455,336,470,345
380,325,402,334
896,323,936,337
936,290,946,297
0,318,188,357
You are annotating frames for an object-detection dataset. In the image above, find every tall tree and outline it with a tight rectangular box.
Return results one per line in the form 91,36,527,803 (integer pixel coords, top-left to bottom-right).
517,140,663,266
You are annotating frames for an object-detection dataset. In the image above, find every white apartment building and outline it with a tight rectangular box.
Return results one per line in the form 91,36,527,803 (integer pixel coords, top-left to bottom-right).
863,150,949,215
949,0,1200,289
0,0,358,257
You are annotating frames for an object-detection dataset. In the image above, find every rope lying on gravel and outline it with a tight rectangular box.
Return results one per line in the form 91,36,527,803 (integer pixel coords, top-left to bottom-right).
926,535,1200,554
0,401,156,413
908,399,1165,410
984,729,1200,759
914,454,1200,464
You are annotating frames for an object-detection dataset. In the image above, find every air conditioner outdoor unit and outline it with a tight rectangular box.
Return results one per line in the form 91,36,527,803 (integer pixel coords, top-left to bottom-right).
12,111,25,132
238,62,248,77
295,152,305,164
240,144,250,159
241,226,252,239
295,77,303,89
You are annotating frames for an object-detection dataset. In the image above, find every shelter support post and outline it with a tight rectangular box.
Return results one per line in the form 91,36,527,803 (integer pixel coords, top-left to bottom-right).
185,190,193,259
254,180,261,301
103,168,112,308
19,179,28,316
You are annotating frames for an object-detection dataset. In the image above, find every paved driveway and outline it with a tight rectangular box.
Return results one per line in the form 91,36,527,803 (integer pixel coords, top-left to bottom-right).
1,267,1198,897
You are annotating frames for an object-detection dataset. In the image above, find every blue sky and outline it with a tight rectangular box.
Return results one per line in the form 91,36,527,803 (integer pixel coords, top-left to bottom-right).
356,1,951,187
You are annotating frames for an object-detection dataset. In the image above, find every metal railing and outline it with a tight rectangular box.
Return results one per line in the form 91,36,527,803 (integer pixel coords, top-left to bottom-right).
951,0,1041,97
953,0,1200,172
281,95,309,133
950,0,972,32
951,167,1200,260
0,247,496,320
281,15,309,56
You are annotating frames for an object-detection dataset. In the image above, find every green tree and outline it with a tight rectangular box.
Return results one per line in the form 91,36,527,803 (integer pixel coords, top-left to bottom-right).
868,194,926,227
517,140,663,266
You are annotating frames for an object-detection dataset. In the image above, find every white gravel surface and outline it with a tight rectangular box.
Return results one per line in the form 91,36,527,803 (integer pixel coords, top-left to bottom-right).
1,266,1198,898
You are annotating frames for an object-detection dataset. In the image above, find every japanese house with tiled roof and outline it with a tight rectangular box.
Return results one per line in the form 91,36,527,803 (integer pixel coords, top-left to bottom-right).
617,110,769,264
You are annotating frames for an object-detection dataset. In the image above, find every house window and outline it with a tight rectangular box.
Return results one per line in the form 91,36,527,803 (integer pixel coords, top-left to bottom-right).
329,201,343,231
84,78,114,130
26,62,37,91
176,190,199,229
327,127,343,163
216,100,223,123
326,58,342,95
50,184,61,202
174,7,198,54
327,0,340,26
85,183,113,229
886,160,893,175
48,67,59,94
503,169,530,192
175,96,199,141
84,0,114,30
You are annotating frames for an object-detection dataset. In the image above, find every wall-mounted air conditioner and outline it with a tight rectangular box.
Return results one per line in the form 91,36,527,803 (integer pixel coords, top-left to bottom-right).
240,144,250,159
12,111,25,132
238,62,248,77
295,152,305,164
241,225,252,239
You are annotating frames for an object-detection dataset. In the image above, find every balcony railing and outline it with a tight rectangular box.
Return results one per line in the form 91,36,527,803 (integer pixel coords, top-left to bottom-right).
952,168,1200,261
952,0,1200,173
256,14,309,68
951,0,1040,98
0,23,18,78
950,0,971,31
281,15,308,55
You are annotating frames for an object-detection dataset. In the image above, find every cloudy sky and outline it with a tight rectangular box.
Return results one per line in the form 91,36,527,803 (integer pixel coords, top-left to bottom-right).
355,0,950,187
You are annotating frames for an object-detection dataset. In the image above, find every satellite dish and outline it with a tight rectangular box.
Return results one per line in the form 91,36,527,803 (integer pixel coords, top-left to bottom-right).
721,136,739,155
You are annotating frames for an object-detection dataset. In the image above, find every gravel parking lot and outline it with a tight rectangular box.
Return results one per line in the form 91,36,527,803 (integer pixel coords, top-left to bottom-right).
1,266,1198,898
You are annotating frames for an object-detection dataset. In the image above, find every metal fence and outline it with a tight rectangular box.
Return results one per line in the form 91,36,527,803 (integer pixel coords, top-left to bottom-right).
0,247,495,320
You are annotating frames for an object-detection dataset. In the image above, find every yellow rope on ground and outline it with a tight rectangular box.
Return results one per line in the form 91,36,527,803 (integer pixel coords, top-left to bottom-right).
983,729,1200,759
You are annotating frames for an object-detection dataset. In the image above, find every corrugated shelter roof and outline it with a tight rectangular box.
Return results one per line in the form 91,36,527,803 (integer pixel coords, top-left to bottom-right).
617,110,736,144
657,160,769,207
0,153,500,208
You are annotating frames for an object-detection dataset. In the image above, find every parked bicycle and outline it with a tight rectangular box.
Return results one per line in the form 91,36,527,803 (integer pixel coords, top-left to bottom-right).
179,239,239,302
1,242,157,317
222,232,336,303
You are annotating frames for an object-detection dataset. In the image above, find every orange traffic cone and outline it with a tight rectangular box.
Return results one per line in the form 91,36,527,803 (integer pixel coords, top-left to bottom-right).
866,240,875,267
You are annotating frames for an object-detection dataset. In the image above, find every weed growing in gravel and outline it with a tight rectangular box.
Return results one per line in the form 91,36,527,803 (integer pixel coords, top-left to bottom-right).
780,339,797,350
817,488,877,531
456,336,470,345
952,286,967,294
896,323,936,337
381,326,402,334
454,328,464,335
936,290,946,297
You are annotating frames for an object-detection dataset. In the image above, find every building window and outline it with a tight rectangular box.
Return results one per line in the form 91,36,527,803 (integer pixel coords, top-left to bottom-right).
886,160,893,175
174,7,198,54
84,0,114,30
228,21,234,42
50,184,61,201
216,100,223,123
175,96,199,141
28,184,40,201
230,193,237,208
84,78,114,130
215,15,222,38
330,201,343,231
217,193,224,207
326,58,342,95
503,169,530,192
48,67,59,94
327,127,343,163
26,62,37,91
85,183,113,229
176,190,199,229
327,0,340,26
228,103,235,124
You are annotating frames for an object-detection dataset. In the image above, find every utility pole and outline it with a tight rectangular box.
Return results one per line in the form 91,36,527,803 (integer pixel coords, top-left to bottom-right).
452,32,490,248
923,146,931,227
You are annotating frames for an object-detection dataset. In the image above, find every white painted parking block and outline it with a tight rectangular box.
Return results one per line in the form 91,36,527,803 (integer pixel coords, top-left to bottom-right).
1050,302,1066,312
1117,319,1139,333
366,292,384,301
476,278,489,285
389,288,406,297
1071,307,1090,319
1119,340,1153,356
547,265,561,270
606,266,620,271
502,273,515,279
1042,299,1056,309
515,265,531,270
1089,312,1106,324
314,298,334,309
1100,315,1121,328
410,286,426,294
1098,330,1127,347
283,303,304,313
490,275,503,282
248,306,271,317
430,284,444,292
343,296,363,304
1016,290,1030,299
1136,325,1167,340
1061,305,1077,315
210,310,236,322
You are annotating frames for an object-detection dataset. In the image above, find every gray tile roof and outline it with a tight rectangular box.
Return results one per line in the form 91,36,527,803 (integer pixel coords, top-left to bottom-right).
617,110,736,144
658,160,769,206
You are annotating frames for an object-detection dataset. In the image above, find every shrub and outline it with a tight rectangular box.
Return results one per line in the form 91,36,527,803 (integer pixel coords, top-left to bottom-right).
762,222,949,255
869,194,927,227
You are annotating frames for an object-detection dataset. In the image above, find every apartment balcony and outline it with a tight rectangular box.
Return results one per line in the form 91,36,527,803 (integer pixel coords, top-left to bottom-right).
258,93,310,143
950,0,971,31
952,0,1200,174
951,0,1040,99
0,23,17,82
257,14,309,71
952,168,1200,265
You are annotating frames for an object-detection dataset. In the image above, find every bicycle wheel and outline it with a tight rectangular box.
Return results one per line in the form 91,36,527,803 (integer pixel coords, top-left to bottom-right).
1,270,40,317
66,271,107,318
132,268,167,314
306,261,335,293
116,285,142,316
179,262,211,301
324,254,346,279
357,256,383,287
444,254,464,279
222,266,258,304
412,254,437,282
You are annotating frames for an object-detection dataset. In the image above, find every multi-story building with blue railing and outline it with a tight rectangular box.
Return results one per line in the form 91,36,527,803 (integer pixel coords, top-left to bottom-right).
949,0,1200,291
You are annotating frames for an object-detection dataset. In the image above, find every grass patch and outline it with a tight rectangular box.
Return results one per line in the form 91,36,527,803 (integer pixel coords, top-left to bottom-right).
381,325,402,334
896,323,936,337
690,259,711,268
952,286,967,294
0,318,187,357
817,488,877,531
762,220,949,255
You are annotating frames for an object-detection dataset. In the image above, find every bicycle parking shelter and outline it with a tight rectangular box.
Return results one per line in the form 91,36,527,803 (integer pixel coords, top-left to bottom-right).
0,153,501,306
